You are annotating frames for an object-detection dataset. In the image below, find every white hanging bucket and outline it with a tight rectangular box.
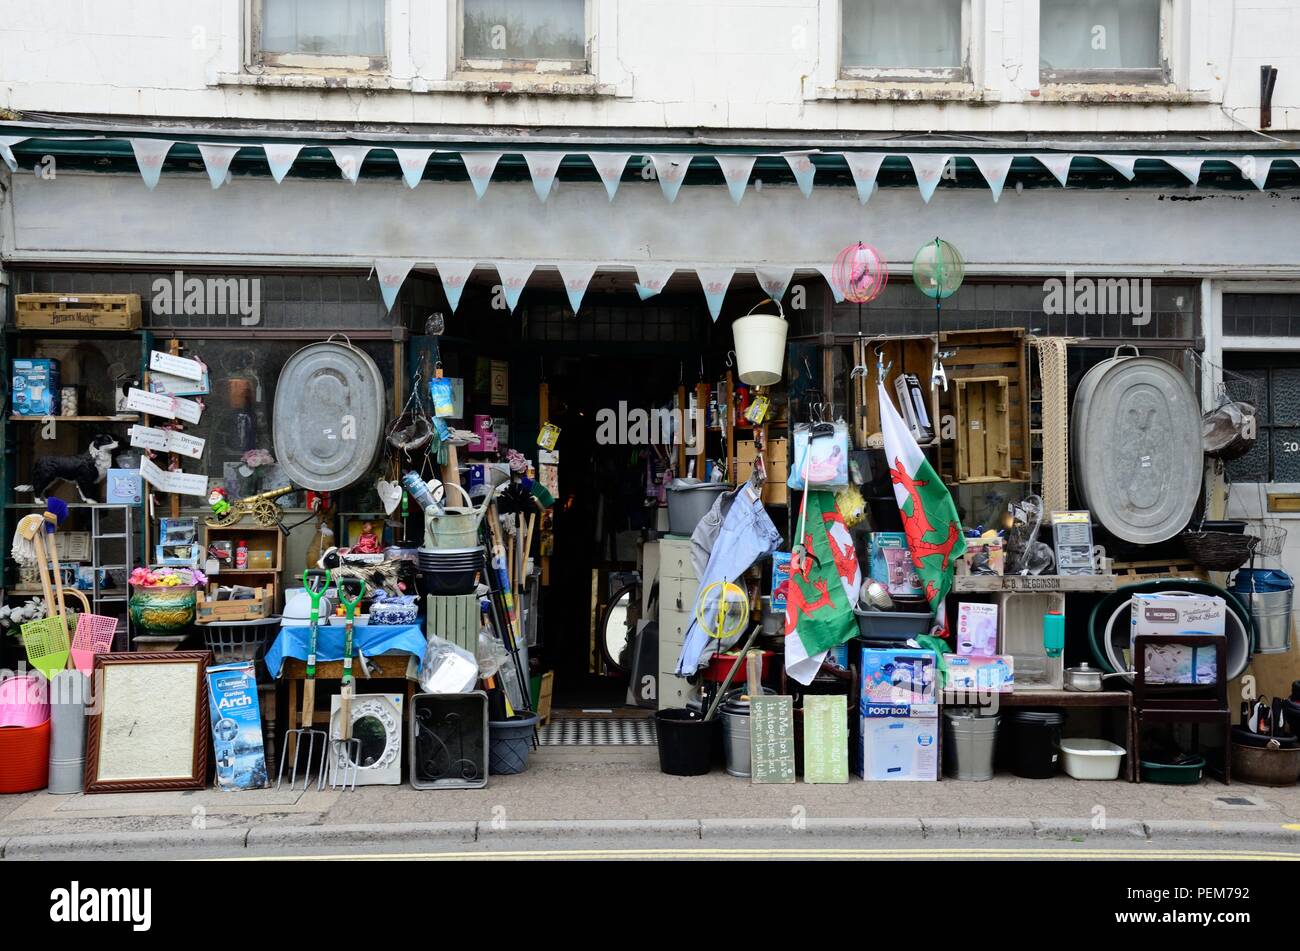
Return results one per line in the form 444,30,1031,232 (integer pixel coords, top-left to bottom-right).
732,298,788,386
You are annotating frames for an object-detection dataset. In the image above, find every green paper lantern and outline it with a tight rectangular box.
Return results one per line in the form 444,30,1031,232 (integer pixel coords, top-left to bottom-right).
912,238,965,300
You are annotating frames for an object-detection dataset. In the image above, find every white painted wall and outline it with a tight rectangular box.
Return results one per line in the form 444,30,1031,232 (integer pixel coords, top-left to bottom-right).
1,1,1297,134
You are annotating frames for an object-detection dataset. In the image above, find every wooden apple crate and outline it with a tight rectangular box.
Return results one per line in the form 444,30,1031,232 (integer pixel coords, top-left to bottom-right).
852,335,939,449
195,584,275,623
16,293,143,331
938,328,1031,484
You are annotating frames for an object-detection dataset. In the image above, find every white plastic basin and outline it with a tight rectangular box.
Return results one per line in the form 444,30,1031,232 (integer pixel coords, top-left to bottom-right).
1059,738,1126,780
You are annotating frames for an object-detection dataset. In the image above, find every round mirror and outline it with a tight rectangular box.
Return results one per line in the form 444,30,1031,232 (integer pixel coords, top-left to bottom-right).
601,586,636,674
349,715,388,768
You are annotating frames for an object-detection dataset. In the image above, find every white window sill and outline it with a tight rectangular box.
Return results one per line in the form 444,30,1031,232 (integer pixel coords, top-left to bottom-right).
215,71,618,97
1033,84,1211,105
808,81,988,103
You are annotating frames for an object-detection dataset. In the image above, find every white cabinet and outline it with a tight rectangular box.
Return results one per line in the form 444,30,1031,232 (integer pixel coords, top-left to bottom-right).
658,537,700,710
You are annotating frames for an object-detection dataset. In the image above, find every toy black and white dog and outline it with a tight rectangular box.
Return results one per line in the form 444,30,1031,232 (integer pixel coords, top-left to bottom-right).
16,434,119,503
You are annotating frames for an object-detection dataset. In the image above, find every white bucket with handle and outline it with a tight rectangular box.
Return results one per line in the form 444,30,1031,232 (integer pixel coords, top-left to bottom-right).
424,482,491,549
732,298,788,386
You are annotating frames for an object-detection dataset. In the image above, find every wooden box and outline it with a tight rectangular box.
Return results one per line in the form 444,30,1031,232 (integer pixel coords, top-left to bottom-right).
16,293,143,331
736,437,789,504
853,336,940,449
938,328,1031,484
196,584,275,623
955,375,1011,482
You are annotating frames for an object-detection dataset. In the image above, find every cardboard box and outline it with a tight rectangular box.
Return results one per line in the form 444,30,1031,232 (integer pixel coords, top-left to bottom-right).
1130,593,1225,685
207,661,268,790
869,532,923,597
959,537,1005,575
956,602,999,655
16,293,143,331
859,716,939,781
944,654,1015,693
12,358,61,416
860,647,937,714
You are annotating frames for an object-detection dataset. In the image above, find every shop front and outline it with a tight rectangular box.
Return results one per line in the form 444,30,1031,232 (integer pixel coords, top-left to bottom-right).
1,129,1298,794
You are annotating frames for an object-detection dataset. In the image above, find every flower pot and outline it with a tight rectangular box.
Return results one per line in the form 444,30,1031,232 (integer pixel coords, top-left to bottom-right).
129,585,198,637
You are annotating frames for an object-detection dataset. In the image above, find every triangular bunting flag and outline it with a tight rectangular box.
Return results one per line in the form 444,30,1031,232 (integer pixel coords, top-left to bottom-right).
817,265,846,304
784,153,817,197
842,152,885,204
435,260,477,313
1230,156,1274,190
755,267,795,303
197,144,238,189
461,152,502,199
130,139,175,189
696,267,735,322
394,148,434,189
329,146,371,184
263,143,302,183
558,263,599,314
1033,153,1074,187
650,154,692,203
0,136,27,173
971,154,1014,202
589,152,631,201
1095,154,1137,181
907,154,952,203
494,261,535,313
715,155,757,205
1163,156,1205,185
373,258,417,312
635,264,675,300
523,152,563,202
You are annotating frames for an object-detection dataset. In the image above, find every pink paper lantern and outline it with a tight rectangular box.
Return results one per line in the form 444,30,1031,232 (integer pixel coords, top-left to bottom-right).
831,242,889,304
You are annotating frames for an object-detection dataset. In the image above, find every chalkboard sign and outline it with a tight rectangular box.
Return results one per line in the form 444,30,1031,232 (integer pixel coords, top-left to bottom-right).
802,694,848,784
750,694,796,784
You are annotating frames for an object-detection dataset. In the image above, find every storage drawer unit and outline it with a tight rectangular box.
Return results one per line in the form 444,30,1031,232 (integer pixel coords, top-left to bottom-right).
658,538,700,709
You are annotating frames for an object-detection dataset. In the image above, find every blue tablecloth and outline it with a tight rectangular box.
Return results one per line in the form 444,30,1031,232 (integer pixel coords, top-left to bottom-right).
266,624,427,678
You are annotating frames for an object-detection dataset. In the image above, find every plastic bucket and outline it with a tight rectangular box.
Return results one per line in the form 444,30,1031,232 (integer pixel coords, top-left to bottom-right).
487,714,539,775
1010,711,1063,779
665,480,729,536
655,708,719,776
0,719,51,793
732,300,788,386
943,711,999,781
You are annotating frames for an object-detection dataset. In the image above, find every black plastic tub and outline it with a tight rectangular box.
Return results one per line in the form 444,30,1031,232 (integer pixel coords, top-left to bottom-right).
655,709,720,776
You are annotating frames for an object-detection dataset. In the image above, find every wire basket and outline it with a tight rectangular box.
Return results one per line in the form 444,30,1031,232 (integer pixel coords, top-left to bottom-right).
1180,531,1259,572
1254,520,1288,559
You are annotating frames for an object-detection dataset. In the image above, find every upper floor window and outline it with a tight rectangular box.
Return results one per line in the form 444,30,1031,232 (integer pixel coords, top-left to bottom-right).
253,0,387,70
460,0,589,73
1040,0,1167,83
841,0,967,80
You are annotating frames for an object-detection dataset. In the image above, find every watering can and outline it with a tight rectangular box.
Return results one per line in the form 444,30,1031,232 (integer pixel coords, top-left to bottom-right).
424,481,492,550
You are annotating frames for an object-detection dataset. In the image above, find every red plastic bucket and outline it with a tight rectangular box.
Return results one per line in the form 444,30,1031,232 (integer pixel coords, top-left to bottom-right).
0,719,51,793
703,650,771,685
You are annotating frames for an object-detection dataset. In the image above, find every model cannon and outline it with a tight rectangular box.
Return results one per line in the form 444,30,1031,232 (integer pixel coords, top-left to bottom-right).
206,484,295,528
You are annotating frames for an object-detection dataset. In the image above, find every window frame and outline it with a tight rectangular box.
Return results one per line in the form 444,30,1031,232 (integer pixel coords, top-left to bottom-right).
1038,0,1173,86
838,0,972,83
456,0,593,76
247,0,391,73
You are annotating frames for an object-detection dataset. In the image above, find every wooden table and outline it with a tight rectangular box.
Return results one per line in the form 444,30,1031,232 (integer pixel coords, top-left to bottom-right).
281,654,418,733
942,689,1135,781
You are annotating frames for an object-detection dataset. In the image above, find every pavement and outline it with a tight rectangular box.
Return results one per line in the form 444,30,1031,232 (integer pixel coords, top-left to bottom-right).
1,747,1298,859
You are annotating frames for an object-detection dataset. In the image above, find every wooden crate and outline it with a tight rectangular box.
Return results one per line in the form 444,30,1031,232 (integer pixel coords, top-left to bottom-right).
938,328,1030,483
1110,559,1209,584
195,584,275,623
534,670,555,725
16,293,142,331
955,375,1011,482
852,336,939,449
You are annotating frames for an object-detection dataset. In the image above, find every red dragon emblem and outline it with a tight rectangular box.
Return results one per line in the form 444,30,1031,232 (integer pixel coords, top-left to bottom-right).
890,457,962,571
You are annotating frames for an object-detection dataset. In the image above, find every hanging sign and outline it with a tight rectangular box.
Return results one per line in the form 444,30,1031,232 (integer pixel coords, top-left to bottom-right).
129,426,206,459
842,152,885,204
263,143,302,183
149,368,209,397
150,351,205,382
172,397,204,425
393,147,434,189
197,144,238,189
750,694,796,784
140,458,209,498
523,152,562,202
588,152,631,201
802,694,849,784
972,154,1014,203
125,387,177,419
130,139,174,190
715,155,757,205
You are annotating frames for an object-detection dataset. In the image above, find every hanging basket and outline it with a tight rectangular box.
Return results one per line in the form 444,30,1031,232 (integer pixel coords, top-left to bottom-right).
1180,531,1259,572
732,298,788,386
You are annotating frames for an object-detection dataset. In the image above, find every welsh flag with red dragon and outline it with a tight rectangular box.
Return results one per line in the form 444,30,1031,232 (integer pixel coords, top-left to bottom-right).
782,490,862,686
878,381,966,637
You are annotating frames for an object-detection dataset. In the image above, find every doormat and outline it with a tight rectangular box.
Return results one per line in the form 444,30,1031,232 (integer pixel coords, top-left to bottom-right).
538,717,657,746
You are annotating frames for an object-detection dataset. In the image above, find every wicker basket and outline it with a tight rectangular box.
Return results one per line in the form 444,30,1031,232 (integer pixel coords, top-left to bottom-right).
1181,531,1259,572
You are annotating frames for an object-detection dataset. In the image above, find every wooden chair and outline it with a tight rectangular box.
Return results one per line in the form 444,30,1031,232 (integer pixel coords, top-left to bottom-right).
1130,634,1231,784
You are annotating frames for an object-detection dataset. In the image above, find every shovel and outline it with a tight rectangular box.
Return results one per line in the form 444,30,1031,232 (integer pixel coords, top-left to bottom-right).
329,577,365,791
279,568,331,790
